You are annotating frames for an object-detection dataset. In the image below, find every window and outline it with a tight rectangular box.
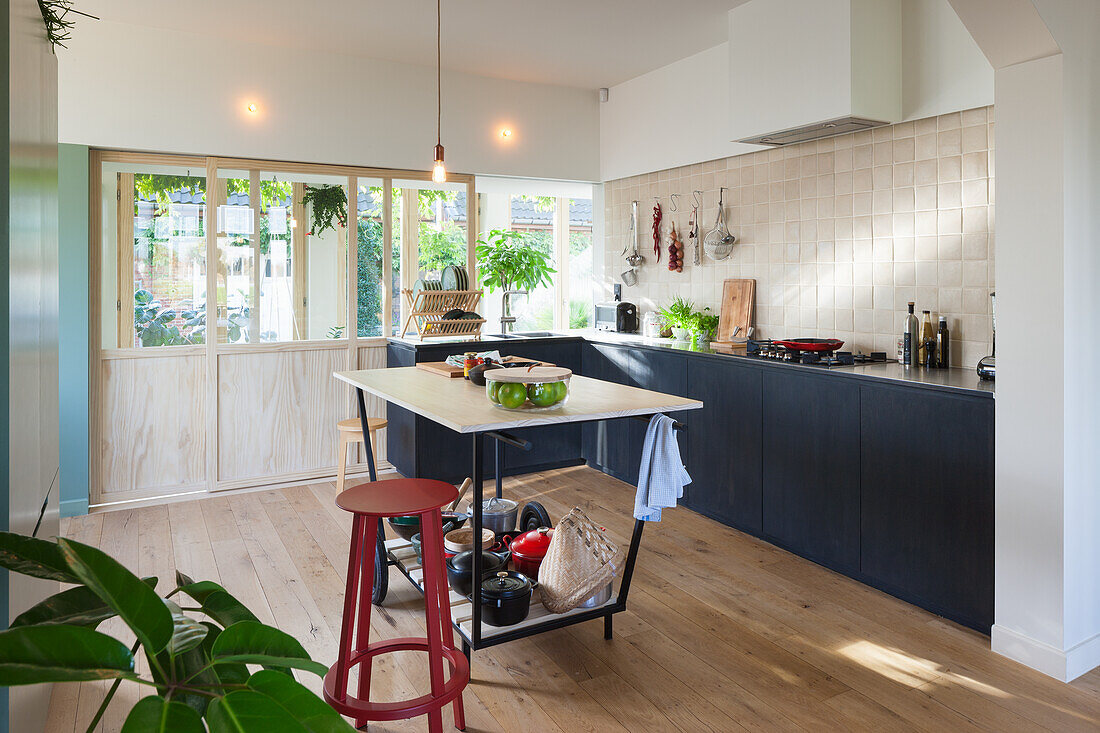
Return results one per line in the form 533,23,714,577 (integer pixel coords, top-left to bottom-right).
103,162,208,348
476,185,594,333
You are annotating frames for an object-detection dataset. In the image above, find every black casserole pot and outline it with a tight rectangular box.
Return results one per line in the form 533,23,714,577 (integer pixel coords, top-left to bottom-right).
480,570,534,627
446,549,509,597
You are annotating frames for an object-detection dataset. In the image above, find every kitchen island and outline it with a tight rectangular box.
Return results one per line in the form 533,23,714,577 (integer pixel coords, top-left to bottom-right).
334,365,701,655
386,331,994,633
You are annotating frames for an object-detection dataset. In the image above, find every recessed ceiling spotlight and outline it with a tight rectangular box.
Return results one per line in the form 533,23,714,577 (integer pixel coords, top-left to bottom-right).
246,102,258,114
500,128,512,138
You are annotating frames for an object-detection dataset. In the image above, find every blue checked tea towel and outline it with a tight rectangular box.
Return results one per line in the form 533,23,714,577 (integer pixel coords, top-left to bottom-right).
634,414,691,522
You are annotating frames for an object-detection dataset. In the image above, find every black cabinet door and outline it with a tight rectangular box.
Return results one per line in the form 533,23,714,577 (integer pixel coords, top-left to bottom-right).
860,384,994,631
761,370,860,573
581,343,643,483
684,359,762,532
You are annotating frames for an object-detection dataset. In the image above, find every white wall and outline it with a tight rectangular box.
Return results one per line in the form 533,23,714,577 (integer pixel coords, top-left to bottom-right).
600,0,992,181
991,52,1066,675
1032,0,1100,680
901,0,994,119
58,20,600,182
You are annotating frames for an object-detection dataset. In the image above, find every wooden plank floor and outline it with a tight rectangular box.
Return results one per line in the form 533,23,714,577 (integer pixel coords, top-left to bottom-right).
46,465,1100,732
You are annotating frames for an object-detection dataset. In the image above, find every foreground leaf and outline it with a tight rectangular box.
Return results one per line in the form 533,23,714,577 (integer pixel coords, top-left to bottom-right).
176,573,259,628
247,670,354,731
0,532,78,583
207,690,309,732
120,695,204,733
0,625,133,685
211,621,327,677
164,599,208,656
201,622,248,685
58,538,173,654
11,576,158,629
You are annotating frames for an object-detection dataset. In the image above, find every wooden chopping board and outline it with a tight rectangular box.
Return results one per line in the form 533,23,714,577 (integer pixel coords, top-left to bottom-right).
416,355,554,378
715,278,756,344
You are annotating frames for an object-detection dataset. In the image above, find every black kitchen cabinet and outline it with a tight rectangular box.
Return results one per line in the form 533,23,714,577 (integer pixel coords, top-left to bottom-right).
761,370,860,573
683,358,762,533
581,343,638,483
859,384,994,631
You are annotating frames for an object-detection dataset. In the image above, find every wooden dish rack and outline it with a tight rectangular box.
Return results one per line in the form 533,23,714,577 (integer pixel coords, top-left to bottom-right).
400,289,485,339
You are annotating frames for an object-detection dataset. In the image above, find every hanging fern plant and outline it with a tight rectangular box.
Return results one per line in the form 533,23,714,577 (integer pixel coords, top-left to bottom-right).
300,185,348,236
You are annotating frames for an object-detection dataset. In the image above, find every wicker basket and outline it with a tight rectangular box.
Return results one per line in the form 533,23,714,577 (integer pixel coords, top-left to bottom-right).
538,508,621,613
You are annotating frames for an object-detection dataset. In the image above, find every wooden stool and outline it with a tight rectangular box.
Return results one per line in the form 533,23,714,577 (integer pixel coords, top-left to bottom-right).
324,478,468,732
337,417,387,492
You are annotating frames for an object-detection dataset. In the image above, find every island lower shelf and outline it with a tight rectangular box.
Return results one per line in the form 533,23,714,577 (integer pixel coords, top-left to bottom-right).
384,537,619,644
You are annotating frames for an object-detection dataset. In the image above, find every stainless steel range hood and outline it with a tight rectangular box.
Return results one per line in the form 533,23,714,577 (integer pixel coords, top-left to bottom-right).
738,115,889,146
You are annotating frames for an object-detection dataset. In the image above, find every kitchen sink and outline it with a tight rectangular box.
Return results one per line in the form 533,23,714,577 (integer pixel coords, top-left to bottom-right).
511,331,559,338
487,333,522,339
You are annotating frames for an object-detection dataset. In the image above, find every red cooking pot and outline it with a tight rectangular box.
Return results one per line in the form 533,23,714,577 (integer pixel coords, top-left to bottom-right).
772,338,845,353
510,527,553,579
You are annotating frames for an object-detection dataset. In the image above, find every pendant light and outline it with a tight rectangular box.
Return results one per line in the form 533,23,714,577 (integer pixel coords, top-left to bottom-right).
431,0,446,183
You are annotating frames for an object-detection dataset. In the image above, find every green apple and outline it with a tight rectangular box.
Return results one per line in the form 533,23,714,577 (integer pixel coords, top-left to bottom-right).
497,383,528,409
528,382,558,407
487,381,501,404
550,381,568,404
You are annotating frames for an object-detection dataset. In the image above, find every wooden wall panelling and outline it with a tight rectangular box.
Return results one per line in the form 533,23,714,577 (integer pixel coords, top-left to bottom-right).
350,344,389,466
216,347,350,483
98,355,207,498
116,172,134,348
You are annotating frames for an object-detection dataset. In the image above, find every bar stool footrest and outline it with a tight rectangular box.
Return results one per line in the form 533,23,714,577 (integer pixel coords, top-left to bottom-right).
323,637,469,721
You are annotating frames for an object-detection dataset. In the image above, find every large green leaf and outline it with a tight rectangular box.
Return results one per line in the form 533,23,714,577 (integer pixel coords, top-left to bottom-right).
58,538,173,654
164,599,208,656
201,622,248,685
0,532,78,583
0,625,134,685
206,691,309,733
120,695,204,733
211,621,327,677
247,670,355,731
11,576,158,629
175,572,259,628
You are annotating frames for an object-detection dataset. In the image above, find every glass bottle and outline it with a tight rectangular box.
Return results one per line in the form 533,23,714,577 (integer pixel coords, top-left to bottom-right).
936,316,950,368
918,310,934,366
902,302,919,366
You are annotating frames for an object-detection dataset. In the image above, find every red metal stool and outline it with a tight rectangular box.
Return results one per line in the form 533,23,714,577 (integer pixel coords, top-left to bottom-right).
324,478,468,731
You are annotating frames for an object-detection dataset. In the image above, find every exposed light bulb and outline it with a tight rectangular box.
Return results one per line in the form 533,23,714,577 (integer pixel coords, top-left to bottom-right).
432,143,446,183
500,128,512,138
246,102,257,113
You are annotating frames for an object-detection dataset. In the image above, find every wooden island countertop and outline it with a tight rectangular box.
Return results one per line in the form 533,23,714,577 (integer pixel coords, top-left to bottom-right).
334,367,702,434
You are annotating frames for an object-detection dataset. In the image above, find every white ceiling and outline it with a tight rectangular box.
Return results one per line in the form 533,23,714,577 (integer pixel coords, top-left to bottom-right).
81,0,747,89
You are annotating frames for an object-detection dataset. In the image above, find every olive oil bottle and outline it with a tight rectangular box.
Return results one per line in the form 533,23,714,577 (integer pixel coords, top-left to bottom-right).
918,310,934,366
902,302,919,366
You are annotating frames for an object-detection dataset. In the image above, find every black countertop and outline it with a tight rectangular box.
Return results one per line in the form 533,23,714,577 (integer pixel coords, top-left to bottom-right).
388,329,994,399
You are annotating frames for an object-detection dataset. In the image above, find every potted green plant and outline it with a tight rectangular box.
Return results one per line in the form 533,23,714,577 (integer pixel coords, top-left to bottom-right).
690,307,720,343
475,229,556,330
0,531,353,731
657,296,695,340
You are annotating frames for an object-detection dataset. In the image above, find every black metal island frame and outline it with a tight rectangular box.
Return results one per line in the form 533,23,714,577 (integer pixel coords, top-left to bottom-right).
334,366,702,657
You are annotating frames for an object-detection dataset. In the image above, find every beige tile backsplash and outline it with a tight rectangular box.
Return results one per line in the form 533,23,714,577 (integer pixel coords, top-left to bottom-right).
603,106,995,367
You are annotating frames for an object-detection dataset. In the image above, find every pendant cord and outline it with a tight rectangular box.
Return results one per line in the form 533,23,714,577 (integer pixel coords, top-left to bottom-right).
436,0,441,148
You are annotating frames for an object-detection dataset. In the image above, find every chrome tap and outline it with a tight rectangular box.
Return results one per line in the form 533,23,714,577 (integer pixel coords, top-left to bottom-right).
500,289,528,333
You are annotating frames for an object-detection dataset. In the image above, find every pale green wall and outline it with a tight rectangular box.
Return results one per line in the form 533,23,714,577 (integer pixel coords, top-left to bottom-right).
58,143,89,517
